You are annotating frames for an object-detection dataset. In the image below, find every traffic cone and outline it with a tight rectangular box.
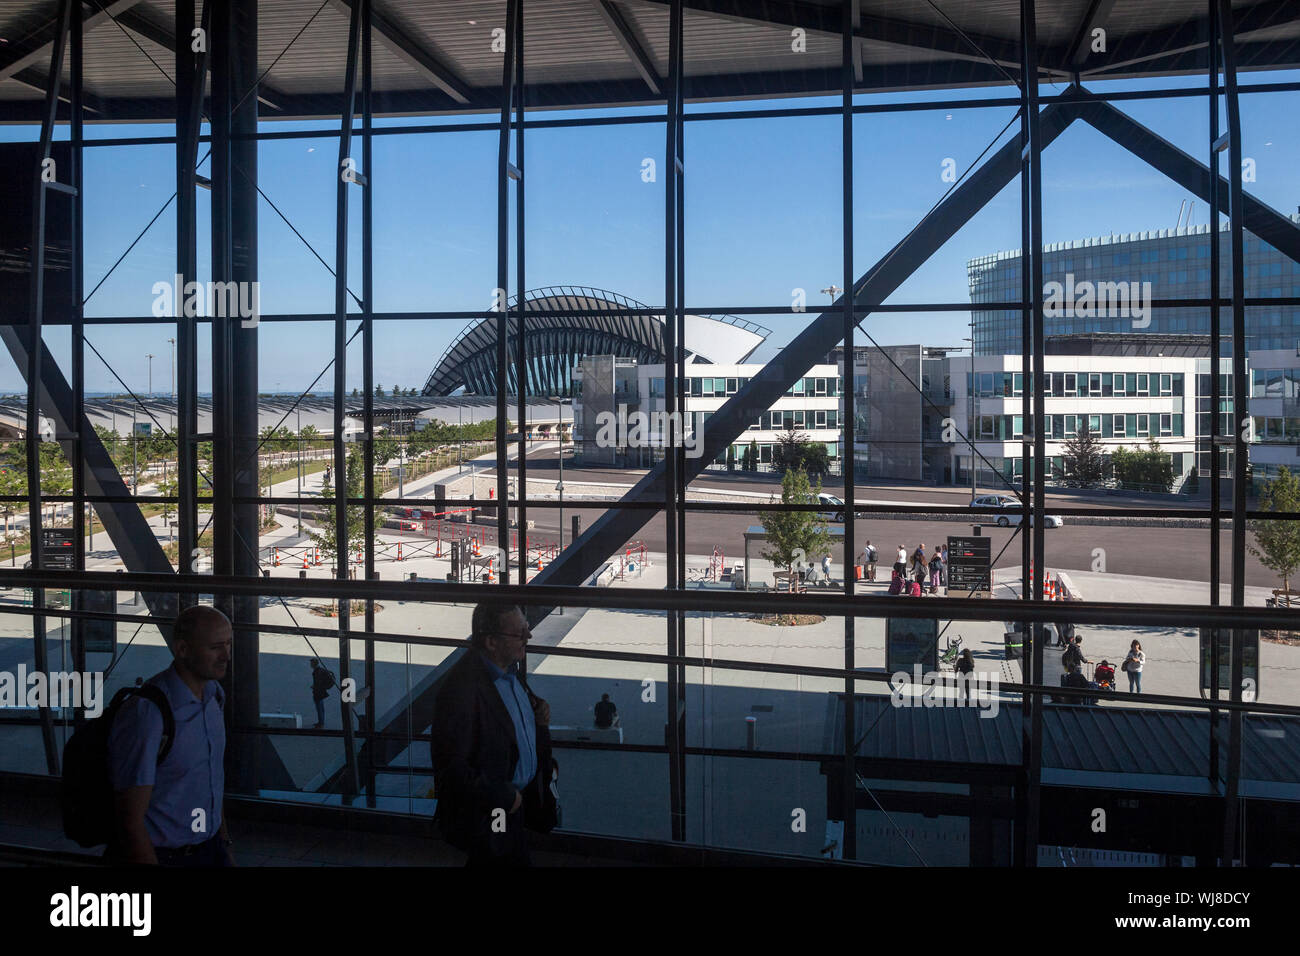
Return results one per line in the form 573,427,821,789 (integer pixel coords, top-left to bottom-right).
302,550,309,570
273,547,280,567
314,546,321,566
397,541,404,562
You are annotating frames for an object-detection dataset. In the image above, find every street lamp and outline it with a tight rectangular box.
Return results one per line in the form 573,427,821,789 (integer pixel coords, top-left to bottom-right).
554,396,566,552
296,405,303,535
820,284,842,303
166,337,176,431
146,353,154,398
963,333,976,501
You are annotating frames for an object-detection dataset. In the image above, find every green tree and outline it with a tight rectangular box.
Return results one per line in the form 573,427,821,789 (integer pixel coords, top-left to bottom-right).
1250,466,1300,605
1110,438,1174,493
771,422,829,477
310,448,367,572
351,387,359,398
760,467,832,590
372,434,399,469
391,384,401,396
1061,421,1106,488
742,440,758,471
374,383,384,397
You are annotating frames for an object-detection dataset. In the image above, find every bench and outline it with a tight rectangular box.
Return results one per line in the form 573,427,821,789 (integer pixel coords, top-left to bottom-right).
550,725,624,744
772,571,805,593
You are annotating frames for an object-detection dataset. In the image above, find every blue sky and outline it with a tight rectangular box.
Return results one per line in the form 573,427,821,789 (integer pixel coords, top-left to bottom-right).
5,70,1299,396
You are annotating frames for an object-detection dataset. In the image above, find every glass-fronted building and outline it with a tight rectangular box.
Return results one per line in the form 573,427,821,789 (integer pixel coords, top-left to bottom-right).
970,218,1300,356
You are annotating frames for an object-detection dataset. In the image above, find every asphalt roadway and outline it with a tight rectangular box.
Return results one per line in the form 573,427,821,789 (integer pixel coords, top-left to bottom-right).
455,449,1281,591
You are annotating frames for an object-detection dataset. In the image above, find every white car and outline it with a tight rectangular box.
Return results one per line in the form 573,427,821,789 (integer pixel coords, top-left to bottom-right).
970,494,1064,528
816,493,864,522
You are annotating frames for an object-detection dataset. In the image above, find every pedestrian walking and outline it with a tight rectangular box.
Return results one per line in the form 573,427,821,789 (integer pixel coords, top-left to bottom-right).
310,658,336,729
911,543,927,578
861,540,878,581
1123,640,1145,693
955,648,975,701
928,547,944,594
821,552,833,585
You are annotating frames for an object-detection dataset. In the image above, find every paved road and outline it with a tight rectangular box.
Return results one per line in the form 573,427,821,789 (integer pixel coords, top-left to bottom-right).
484,503,1276,591
511,446,1222,512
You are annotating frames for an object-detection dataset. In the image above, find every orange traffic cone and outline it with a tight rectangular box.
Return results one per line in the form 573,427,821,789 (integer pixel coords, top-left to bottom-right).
314,546,321,566
273,547,280,567
302,550,310,570
397,541,404,562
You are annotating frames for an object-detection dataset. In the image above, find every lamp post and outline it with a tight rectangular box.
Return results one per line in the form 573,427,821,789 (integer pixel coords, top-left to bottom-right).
555,396,565,552
296,406,303,535
964,332,976,500
146,353,154,398
167,337,176,431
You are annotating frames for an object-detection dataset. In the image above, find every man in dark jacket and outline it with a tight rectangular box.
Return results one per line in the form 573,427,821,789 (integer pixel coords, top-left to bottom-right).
309,659,334,729
431,600,554,866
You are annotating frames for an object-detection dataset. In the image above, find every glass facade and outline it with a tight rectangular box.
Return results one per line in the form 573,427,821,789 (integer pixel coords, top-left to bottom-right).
1,0,1298,878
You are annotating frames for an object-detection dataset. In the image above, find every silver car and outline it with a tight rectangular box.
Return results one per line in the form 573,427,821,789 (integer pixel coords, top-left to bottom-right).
970,494,1064,528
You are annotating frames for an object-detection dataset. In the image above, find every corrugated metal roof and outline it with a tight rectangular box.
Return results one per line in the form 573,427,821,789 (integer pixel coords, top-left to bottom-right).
2,0,1297,122
825,693,1300,798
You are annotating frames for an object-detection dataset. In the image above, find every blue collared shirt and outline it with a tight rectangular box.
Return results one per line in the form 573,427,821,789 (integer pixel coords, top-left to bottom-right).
108,664,225,849
480,651,537,790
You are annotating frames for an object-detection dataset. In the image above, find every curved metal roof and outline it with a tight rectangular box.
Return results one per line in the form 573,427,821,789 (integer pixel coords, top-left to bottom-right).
421,285,769,396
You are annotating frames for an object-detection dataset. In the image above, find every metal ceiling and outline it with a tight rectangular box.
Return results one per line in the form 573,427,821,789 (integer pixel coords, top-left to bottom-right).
1,0,1299,123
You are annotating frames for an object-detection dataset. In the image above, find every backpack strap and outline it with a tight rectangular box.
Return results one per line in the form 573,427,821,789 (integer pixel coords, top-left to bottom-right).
127,685,176,765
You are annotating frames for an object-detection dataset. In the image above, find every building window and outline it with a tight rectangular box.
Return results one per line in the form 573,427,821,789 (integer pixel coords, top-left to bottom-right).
769,411,782,428
1113,373,1126,396
1137,414,1149,437
815,410,827,428
1137,373,1149,395
1159,413,1172,436
726,377,738,395
760,444,772,463
1064,372,1076,395
1089,414,1101,434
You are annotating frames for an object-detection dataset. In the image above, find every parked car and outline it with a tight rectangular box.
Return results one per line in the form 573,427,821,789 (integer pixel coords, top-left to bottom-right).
970,494,1064,528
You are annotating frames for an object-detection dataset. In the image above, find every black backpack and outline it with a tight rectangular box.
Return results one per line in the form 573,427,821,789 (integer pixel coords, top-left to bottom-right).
61,685,175,848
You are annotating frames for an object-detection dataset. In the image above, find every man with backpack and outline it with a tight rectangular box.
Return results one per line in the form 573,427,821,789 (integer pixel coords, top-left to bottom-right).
310,658,336,729
107,605,234,866
860,541,878,582
1061,635,1089,674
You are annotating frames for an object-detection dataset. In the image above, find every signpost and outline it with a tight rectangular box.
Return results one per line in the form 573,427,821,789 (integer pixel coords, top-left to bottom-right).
1200,628,1260,700
886,617,939,675
947,534,991,598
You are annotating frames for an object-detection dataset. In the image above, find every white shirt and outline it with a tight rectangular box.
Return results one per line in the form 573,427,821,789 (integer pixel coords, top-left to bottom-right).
896,548,907,564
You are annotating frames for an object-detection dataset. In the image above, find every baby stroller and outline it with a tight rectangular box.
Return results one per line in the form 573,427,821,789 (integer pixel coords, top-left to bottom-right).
1092,660,1117,695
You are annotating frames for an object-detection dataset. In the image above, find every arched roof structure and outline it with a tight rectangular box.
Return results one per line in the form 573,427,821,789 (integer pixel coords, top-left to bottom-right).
422,286,769,396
